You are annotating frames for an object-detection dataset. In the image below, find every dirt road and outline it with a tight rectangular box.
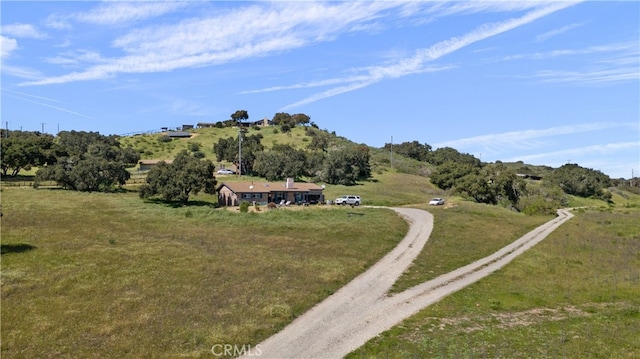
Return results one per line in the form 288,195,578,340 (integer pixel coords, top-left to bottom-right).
241,207,573,359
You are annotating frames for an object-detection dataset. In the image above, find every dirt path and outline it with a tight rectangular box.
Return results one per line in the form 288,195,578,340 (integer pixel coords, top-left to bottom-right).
242,207,573,359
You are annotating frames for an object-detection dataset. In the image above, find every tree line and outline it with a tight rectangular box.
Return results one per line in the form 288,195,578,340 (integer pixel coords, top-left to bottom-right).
213,126,370,186
385,140,614,213
0,116,621,209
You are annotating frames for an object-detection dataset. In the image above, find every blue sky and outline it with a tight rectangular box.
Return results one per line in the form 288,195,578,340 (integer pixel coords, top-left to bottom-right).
1,1,638,179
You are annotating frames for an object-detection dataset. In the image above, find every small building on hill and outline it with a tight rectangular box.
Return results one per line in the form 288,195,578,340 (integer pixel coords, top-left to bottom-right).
138,159,173,172
197,122,218,128
217,178,324,206
166,131,192,138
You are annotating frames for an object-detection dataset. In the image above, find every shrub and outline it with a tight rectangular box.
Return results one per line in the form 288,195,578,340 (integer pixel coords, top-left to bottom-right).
193,151,205,159
239,201,250,213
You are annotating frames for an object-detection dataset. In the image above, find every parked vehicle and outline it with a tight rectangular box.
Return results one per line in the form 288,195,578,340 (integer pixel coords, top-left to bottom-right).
429,198,445,206
335,195,361,206
216,169,235,175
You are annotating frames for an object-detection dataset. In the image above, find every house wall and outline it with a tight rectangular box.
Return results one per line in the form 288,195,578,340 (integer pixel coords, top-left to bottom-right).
217,184,324,206
238,192,268,205
218,186,239,206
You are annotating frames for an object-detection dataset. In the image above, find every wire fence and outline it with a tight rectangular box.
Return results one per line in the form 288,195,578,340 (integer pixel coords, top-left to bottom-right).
1,177,148,188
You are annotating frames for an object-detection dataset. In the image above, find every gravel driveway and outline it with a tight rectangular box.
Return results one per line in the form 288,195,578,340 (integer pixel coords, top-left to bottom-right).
241,207,574,359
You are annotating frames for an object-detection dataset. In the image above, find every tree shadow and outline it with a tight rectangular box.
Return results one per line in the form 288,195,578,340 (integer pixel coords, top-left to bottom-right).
142,198,217,208
1,243,36,255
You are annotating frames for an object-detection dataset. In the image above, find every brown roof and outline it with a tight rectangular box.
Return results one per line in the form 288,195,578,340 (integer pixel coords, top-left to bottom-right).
218,181,323,193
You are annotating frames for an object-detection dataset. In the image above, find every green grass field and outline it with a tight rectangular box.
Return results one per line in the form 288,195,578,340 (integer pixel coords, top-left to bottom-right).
1,188,407,358
2,170,639,358
349,205,640,358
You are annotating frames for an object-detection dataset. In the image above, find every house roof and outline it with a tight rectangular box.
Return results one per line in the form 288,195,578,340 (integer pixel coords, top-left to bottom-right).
218,181,323,193
166,131,192,138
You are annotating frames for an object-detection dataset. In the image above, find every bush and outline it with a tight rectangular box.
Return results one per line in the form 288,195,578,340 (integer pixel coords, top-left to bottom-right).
193,151,205,159
239,201,250,213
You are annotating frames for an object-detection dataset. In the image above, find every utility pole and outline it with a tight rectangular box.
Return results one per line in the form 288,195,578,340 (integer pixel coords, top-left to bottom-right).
40,122,46,134
5,121,8,138
238,129,242,176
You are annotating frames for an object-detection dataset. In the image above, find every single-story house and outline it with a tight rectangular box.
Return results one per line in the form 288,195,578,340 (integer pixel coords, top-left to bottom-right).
245,118,272,127
197,122,218,128
217,178,324,206
138,159,173,172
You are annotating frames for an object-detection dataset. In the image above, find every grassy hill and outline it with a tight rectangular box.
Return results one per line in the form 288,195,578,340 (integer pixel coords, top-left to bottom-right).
2,185,638,358
119,126,343,168
2,125,639,358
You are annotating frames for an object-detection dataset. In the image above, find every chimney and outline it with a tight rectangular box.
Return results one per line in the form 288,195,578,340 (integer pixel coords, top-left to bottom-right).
286,178,294,189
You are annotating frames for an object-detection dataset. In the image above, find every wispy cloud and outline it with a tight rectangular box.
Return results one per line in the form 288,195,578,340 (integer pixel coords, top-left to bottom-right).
45,1,189,29
243,65,453,95
75,2,190,25
1,36,18,58
1,23,47,39
0,64,43,80
532,67,639,84
45,50,106,67
536,22,583,42
503,40,639,84
502,141,639,165
20,2,407,86
504,41,637,61
281,2,580,110
19,1,578,88
2,89,95,119
435,122,638,152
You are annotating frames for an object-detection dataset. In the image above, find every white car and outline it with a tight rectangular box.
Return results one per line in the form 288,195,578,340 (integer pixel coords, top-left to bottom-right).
216,169,235,175
429,198,445,206
335,195,361,206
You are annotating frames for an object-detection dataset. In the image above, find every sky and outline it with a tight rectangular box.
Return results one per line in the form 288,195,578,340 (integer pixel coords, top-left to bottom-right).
1,1,639,179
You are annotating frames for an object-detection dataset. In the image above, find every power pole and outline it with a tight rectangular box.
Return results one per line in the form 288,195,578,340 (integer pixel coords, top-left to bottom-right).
40,122,46,134
238,129,242,176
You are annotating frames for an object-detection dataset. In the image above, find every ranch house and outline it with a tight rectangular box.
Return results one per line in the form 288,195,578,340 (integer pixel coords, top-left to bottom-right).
217,178,324,206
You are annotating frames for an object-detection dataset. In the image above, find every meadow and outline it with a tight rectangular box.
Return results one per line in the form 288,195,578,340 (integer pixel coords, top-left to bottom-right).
1,166,639,358
1,188,407,358
350,203,640,358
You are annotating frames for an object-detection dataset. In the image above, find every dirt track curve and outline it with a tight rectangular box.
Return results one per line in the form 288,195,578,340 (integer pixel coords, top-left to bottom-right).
240,207,574,359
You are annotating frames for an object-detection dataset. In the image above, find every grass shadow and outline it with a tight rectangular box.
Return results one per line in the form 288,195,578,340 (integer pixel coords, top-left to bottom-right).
142,198,217,208
1,243,37,255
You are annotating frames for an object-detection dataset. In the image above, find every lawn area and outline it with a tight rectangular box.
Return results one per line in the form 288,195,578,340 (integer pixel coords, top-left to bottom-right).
2,181,638,358
1,188,407,358
349,205,640,358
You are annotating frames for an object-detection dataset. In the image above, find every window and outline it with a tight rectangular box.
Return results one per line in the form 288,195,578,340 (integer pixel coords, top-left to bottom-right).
242,193,262,199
